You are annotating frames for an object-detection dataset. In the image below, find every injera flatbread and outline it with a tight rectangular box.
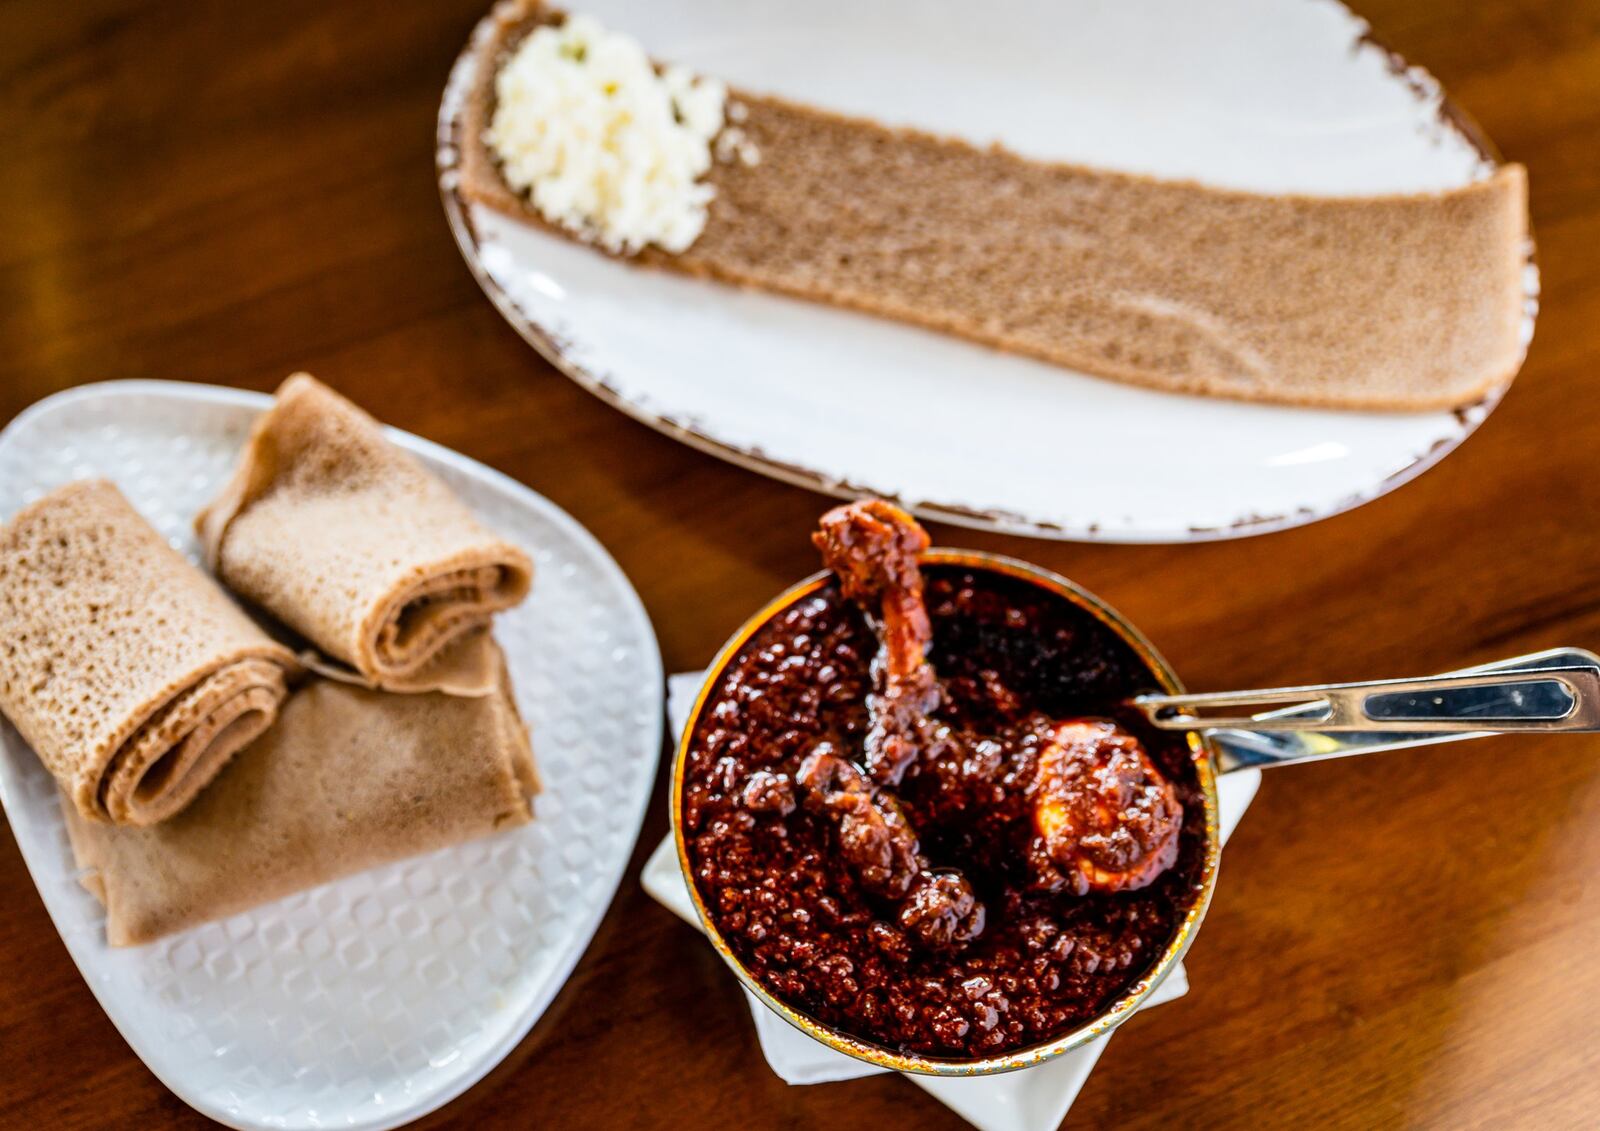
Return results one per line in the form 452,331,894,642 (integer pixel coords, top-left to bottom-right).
458,1,1530,410
65,659,539,946
0,480,297,827
196,375,533,696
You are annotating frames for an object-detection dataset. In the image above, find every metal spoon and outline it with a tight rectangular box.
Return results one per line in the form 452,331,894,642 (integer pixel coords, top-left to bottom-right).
1132,647,1600,773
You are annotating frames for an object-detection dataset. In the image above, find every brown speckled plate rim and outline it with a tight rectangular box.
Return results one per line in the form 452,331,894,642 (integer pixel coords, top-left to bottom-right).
665,549,1222,1077
435,3,1535,543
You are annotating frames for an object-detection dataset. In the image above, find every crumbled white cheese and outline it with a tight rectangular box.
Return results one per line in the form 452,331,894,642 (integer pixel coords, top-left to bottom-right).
715,125,761,168
485,13,728,255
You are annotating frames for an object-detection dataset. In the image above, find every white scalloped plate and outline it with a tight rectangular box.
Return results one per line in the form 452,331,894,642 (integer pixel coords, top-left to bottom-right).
0,382,664,1131
438,0,1536,543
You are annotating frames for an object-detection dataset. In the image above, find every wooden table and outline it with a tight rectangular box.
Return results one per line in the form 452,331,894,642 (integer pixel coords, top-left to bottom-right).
3,1,1598,1127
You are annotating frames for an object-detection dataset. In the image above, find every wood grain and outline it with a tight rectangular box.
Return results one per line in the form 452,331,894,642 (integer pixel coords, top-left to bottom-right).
2,1,1599,1127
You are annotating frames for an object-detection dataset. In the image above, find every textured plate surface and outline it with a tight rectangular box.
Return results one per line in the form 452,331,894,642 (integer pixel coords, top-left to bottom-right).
0,382,664,1131
438,0,1536,543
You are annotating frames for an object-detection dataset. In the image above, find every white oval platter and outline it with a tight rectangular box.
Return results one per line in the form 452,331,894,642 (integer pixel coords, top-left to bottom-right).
438,0,1536,543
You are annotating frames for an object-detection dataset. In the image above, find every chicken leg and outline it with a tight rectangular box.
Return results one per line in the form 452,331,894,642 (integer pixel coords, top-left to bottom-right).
813,499,941,787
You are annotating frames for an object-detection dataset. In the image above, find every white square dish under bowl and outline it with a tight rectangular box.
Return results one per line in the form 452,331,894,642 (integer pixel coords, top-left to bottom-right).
642,672,1263,1131
0,381,665,1130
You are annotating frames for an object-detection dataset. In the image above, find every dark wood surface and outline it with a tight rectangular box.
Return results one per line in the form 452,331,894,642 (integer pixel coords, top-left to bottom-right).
3,1,1599,1127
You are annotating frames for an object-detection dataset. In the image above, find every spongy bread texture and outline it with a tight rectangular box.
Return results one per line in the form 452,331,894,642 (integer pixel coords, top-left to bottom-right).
196,374,533,694
458,1,1531,411
0,480,296,824
65,658,539,946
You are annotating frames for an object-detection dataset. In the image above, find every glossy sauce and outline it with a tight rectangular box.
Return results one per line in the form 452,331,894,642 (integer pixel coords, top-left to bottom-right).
682,568,1207,1059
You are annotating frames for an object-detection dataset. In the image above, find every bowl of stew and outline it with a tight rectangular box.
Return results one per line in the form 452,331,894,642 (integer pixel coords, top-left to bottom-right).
672,502,1222,1075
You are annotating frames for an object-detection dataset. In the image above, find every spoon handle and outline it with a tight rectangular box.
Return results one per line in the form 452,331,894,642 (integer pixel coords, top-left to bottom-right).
1132,648,1600,773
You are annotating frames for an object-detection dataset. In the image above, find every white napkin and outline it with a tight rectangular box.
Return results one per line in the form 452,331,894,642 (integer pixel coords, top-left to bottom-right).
643,672,1261,1131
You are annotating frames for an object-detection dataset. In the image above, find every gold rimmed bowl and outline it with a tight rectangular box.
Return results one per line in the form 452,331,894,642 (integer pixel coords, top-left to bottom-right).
670,549,1219,1077
671,547,1598,1076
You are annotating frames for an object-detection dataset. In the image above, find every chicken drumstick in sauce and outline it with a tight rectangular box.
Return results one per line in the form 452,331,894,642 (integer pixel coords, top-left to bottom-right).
795,745,984,950
803,501,990,950
812,499,941,787
813,500,1181,909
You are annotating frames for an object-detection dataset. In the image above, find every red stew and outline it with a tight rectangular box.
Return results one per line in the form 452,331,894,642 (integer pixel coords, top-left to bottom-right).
682,567,1207,1059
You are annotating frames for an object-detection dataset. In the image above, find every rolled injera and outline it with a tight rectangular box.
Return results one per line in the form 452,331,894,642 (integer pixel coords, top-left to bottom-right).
196,374,533,695
0,480,297,826
65,655,539,946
